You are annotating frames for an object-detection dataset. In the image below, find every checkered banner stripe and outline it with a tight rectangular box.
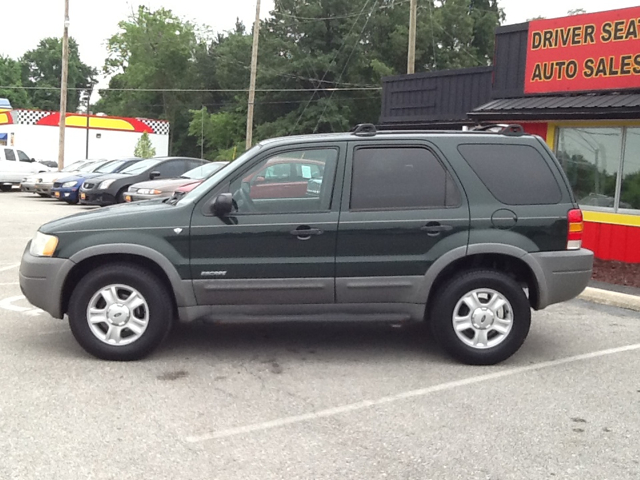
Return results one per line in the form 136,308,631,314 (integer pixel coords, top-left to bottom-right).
15,110,49,125
141,119,170,135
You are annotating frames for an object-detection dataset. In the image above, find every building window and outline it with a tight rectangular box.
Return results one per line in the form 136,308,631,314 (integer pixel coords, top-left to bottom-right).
556,127,623,211
620,128,640,212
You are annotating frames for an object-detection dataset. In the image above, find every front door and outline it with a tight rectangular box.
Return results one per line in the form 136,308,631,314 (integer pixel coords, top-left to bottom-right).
336,141,470,304
190,144,345,306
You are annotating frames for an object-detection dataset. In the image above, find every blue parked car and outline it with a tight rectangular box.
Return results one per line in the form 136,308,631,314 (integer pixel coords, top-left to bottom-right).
52,158,141,204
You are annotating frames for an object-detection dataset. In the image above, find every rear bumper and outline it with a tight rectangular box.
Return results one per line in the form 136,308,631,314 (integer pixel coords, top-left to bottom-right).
19,246,75,319
21,183,38,192
79,191,117,206
529,249,594,309
35,184,53,195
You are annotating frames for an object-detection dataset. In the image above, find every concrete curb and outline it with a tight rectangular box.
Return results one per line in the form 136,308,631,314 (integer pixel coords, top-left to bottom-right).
578,287,640,312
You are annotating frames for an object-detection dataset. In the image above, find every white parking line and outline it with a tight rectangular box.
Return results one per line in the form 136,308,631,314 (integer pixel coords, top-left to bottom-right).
0,264,19,272
185,342,640,443
0,282,19,285
0,295,44,316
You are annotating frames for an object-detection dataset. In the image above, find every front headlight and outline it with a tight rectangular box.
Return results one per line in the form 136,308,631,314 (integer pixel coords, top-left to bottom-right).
62,181,78,188
29,231,59,257
98,179,116,189
137,189,162,195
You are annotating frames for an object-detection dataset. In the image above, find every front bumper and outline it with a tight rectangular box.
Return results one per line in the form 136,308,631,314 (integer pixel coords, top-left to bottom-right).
35,183,53,196
125,193,169,202
530,248,594,309
51,187,79,202
21,183,38,193
19,246,75,319
79,191,117,206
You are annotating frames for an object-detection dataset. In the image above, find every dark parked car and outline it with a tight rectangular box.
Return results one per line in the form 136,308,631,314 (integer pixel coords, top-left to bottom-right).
125,161,228,202
52,158,142,204
20,124,593,364
78,156,207,206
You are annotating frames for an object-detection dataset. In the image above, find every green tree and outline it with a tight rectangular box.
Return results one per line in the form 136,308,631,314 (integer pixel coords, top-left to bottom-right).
134,132,156,158
21,37,96,112
98,6,209,156
0,56,31,108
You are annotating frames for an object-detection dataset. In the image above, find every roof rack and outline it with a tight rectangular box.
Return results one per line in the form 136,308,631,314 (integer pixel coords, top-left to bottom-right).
351,123,377,136
471,124,524,135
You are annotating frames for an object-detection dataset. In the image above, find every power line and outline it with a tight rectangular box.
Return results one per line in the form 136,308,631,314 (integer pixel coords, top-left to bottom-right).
290,0,374,134
314,0,380,133
0,85,381,92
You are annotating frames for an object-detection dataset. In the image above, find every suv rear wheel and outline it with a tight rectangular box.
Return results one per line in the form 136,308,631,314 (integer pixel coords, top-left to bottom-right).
68,263,173,361
430,270,531,365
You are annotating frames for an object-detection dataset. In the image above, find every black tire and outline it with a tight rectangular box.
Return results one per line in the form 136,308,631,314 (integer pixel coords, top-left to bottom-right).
116,186,130,203
68,263,174,361
0,185,12,192
430,269,531,365
37,193,48,197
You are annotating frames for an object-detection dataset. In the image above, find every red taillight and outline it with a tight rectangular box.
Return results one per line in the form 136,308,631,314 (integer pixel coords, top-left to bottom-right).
567,209,583,250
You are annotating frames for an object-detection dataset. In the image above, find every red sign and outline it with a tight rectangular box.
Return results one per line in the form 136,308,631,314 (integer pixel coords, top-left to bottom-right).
525,7,640,94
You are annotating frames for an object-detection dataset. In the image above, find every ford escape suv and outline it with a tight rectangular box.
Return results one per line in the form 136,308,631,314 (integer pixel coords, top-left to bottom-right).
19,124,593,365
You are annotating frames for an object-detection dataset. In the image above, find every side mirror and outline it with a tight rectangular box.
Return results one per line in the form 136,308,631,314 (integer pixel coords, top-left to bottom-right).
211,193,234,217
149,171,161,180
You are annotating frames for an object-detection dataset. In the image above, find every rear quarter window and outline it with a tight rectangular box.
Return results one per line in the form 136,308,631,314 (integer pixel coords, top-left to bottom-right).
457,143,562,205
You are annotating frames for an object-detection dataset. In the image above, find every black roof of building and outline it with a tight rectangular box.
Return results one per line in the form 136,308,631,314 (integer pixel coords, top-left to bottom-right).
379,66,493,128
469,94,640,121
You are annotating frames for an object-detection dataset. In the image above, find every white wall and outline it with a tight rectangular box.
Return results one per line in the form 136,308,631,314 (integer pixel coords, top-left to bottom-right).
0,124,169,163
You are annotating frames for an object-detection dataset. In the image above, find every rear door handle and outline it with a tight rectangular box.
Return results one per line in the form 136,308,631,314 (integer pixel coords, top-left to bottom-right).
420,223,453,236
290,227,323,239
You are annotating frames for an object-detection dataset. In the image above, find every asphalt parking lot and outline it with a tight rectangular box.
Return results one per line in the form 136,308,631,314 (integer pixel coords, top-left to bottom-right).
1,190,640,479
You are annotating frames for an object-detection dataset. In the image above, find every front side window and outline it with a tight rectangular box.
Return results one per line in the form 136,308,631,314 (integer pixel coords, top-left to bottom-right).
350,147,460,210
229,148,338,214
4,149,16,161
17,150,30,162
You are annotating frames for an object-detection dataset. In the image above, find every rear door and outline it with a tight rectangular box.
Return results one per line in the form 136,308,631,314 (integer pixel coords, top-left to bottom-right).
336,140,469,305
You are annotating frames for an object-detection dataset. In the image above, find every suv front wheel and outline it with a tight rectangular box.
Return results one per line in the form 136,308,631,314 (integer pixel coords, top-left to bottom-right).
68,263,173,361
430,270,531,365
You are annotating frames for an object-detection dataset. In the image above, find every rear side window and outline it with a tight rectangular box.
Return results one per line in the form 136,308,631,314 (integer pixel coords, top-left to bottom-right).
350,147,461,210
457,144,562,205
4,149,16,161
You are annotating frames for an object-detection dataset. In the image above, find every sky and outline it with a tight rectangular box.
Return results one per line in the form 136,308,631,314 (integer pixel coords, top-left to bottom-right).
3,0,640,91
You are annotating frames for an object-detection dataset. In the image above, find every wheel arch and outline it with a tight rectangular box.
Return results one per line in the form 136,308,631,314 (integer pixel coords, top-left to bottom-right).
61,244,196,317
424,244,547,312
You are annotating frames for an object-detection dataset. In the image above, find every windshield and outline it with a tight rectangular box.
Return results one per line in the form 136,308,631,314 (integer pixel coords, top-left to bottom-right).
95,159,131,174
120,158,161,175
62,161,88,172
182,162,229,180
176,146,261,205
80,161,110,173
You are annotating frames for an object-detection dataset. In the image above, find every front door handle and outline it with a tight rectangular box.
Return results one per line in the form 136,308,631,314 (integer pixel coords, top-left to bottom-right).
290,227,323,239
420,222,453,236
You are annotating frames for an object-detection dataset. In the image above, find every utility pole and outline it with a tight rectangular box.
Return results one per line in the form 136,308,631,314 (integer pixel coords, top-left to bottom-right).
85,83,94,159
58,0,70,170
245,0,261,150
407,0,417,74
201,105,205,159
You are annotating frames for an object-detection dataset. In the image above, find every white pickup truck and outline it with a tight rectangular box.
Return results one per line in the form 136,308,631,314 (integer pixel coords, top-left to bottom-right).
0,147,52,191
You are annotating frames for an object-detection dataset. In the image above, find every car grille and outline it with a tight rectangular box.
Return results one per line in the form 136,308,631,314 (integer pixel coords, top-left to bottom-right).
83,182,95,189
53,182,62,188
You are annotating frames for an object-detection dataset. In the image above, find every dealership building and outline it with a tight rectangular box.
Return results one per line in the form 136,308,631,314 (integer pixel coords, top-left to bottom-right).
380,6,640,263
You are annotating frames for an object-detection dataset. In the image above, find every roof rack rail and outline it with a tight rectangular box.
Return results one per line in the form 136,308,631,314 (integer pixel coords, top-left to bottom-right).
351,123,377,136
471,123,525,135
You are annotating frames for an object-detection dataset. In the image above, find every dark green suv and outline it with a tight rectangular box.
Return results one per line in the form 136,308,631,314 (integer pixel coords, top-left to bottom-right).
19,125,593,365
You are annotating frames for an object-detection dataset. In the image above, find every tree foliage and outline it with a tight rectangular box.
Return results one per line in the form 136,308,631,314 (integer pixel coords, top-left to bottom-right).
20,37,96,112
0,56,30,108
134,132,157,158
